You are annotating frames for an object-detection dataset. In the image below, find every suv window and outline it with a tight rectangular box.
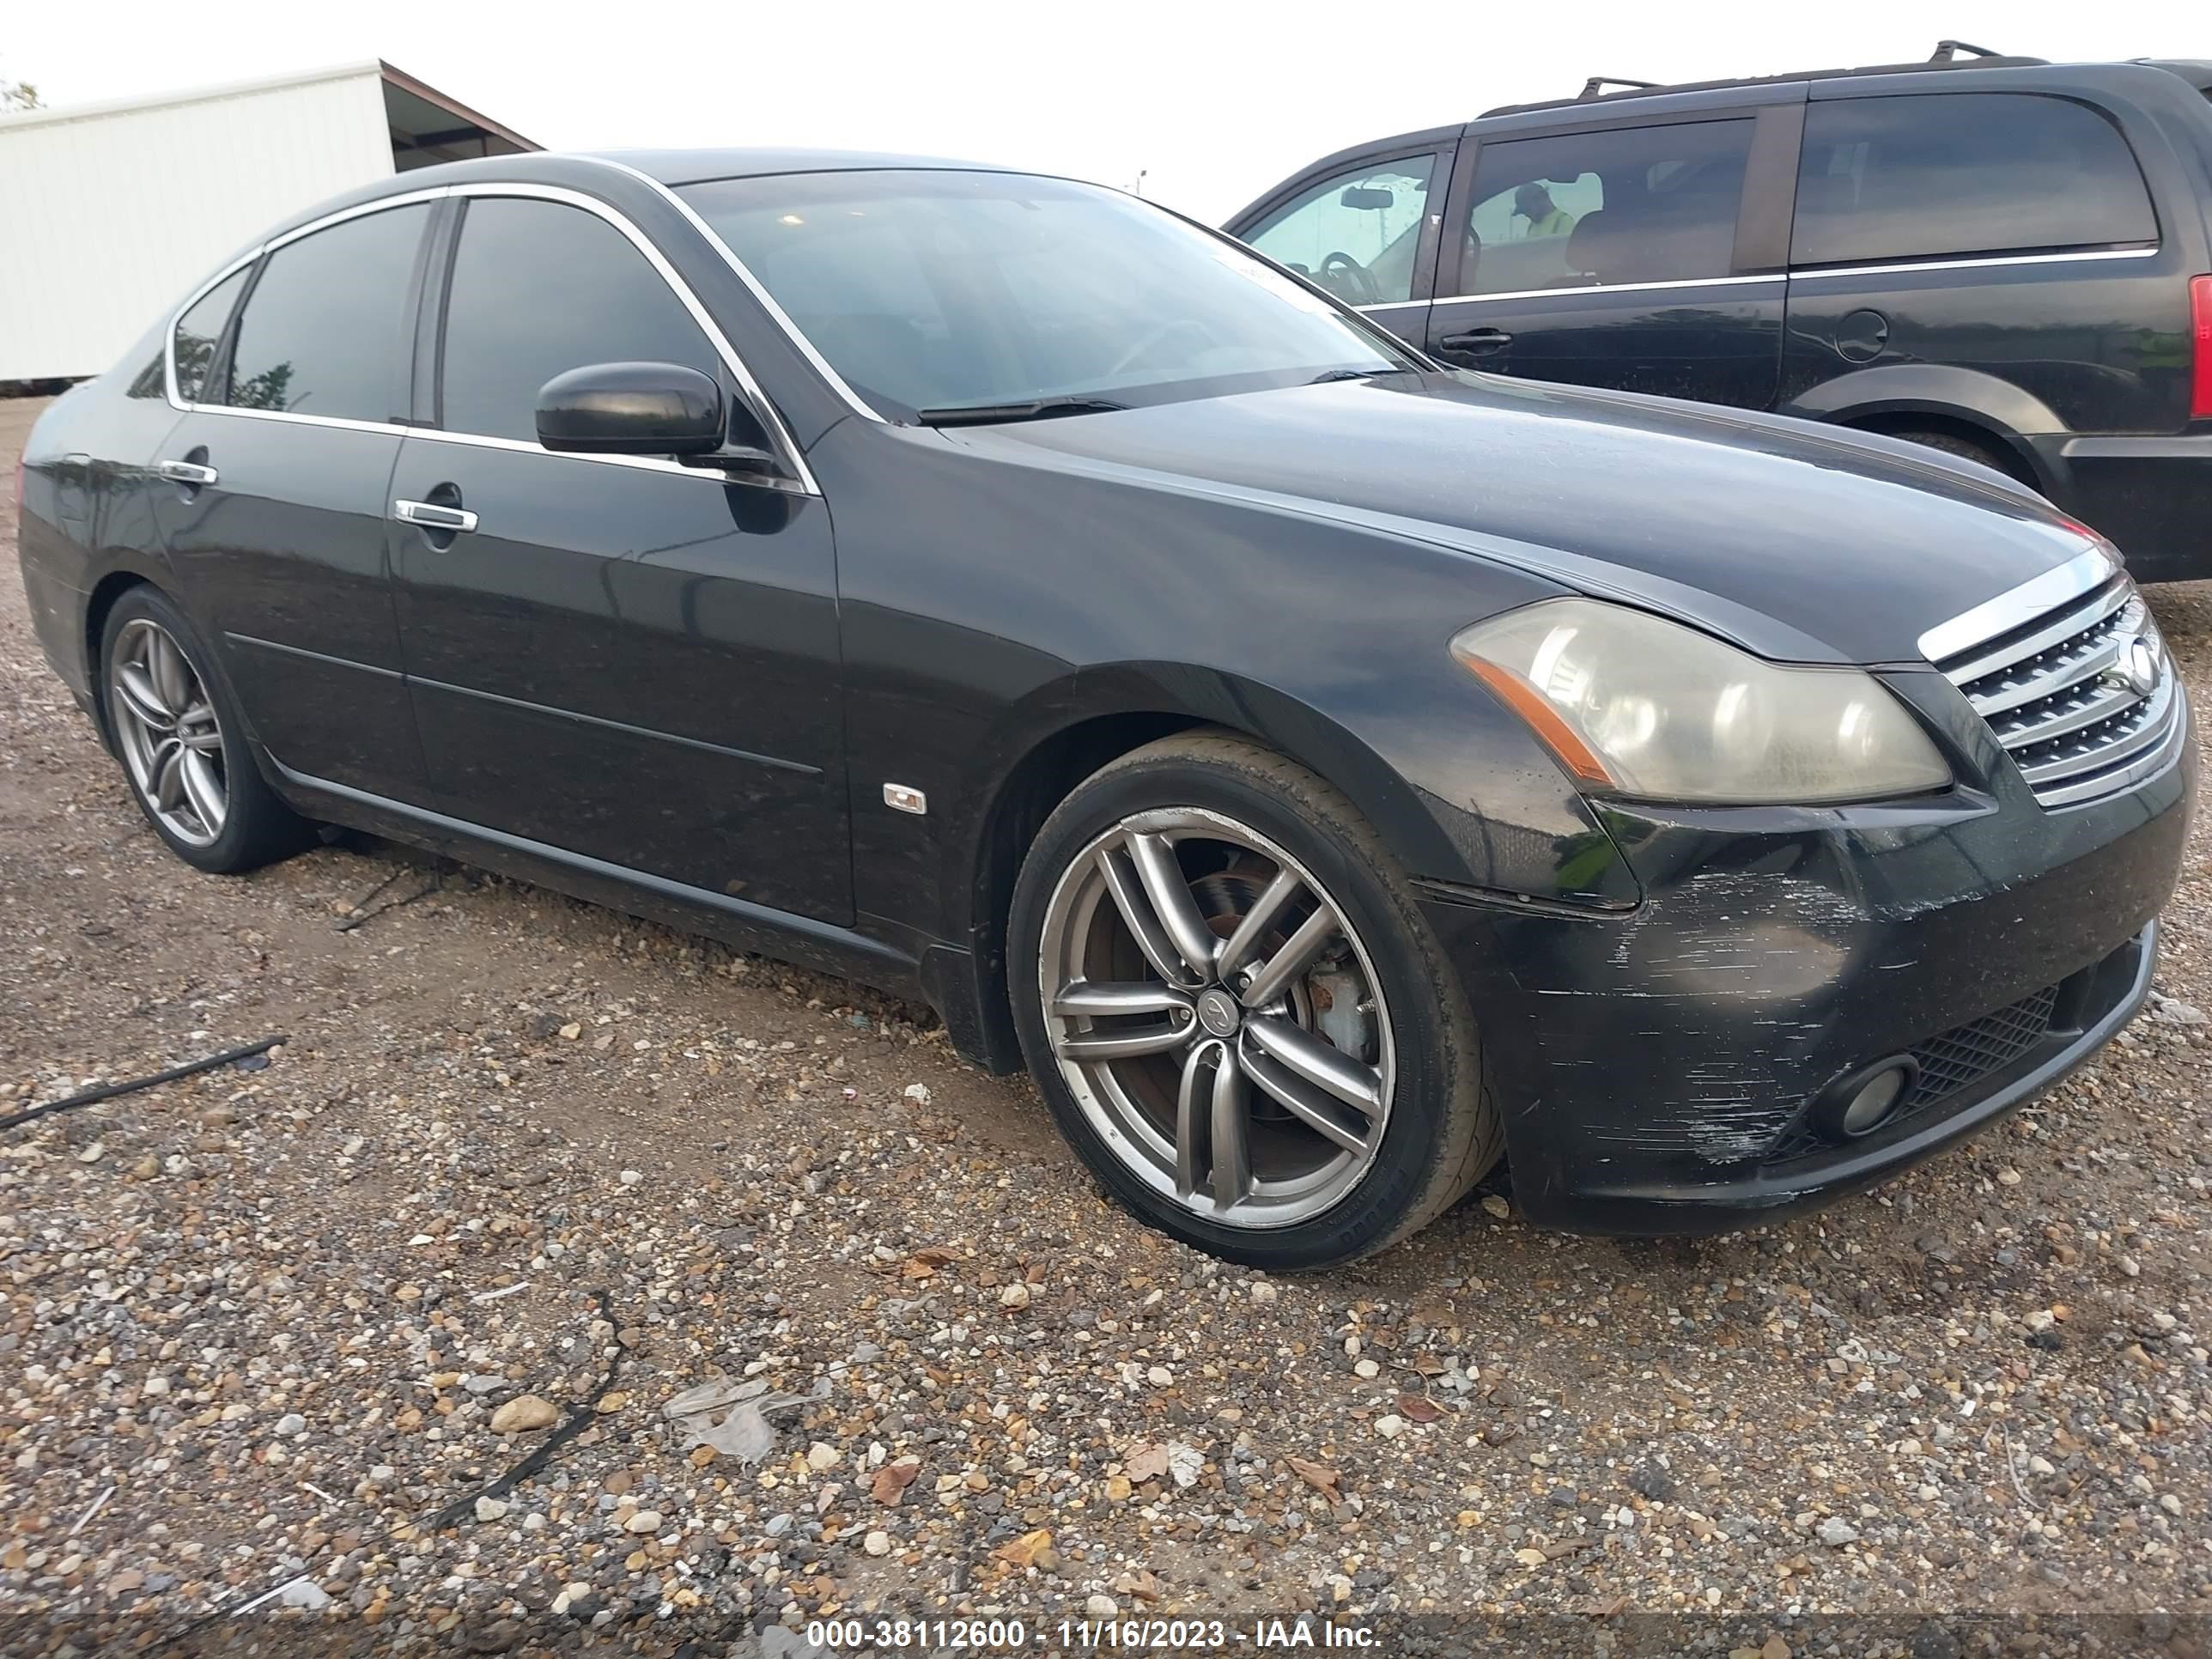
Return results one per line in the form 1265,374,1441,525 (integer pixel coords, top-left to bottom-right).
440,197,719,445
1791,94,2157,266
1246,156,1436,306
171,268,249,403
224,204,431,418
1459,120,1753,295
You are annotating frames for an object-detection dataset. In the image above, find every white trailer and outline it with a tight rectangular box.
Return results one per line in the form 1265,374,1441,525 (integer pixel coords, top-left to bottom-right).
0,61,536,383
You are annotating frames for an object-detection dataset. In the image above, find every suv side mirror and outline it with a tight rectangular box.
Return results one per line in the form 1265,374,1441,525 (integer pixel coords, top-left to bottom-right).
537,362,727,456
1340,186,1395,210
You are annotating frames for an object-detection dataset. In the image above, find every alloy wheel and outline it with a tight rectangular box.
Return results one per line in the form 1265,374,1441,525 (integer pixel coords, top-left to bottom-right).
108,618,228,848
1037,806,1394,1229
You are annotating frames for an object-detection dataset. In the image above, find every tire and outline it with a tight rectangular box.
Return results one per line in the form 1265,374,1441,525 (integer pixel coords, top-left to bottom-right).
1884,427,2032,486
98,586,313,874
1008,731,1502,1270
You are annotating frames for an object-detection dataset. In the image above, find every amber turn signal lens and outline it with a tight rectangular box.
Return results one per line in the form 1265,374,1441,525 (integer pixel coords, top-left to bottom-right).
1460,659,1617,789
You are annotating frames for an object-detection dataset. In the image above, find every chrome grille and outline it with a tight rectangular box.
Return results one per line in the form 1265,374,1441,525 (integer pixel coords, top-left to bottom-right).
1925,551,2185,809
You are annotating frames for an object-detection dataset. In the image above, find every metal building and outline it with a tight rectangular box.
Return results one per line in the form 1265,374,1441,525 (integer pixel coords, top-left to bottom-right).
0,61,537,383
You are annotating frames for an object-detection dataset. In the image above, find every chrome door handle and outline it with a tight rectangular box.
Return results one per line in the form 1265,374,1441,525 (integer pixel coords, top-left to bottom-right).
393,499,479,533
155,459,219,486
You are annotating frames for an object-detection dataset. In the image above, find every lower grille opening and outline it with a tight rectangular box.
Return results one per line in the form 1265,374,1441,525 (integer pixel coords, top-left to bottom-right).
1766,983,2060,1164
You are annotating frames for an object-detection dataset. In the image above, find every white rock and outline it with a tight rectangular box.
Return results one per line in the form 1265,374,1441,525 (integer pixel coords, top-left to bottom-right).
1085,1594,1117,1620
1146,1365,1173,1388
999,1282,1030,1310
623,1509,664,1533
1353,1358,1380,1380
1374,1415,1406,1439
618,1170,643,1186
1249,1281,1279,1305
805,1442,842,1471
275,1413,307,1437
77,1142,106,1164
903,1084,932,1104
1816,1516,1860,1547
864,1529,892,1556
475,1496,509,1522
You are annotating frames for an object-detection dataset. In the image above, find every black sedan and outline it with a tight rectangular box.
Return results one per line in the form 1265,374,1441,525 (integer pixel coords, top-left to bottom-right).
15,149,2192,1269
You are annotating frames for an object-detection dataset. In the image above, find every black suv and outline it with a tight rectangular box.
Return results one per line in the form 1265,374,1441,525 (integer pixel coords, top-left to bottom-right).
1229,45,2212,581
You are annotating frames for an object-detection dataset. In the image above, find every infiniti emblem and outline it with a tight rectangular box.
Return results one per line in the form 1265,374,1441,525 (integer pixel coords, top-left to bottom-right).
2110,634,2161,697
1195,988,1243,1037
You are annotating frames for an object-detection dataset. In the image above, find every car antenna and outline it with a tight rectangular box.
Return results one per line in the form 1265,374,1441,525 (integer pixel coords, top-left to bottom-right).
1577,75,1661,100
1928,39,2005,61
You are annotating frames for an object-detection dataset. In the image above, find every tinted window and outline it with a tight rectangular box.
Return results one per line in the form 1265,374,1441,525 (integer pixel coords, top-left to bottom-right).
224,204,430,418
440,198,717,444
1459,120,1752,295
1246,155,1436,306
1792,94,2156,265
165,268,248,402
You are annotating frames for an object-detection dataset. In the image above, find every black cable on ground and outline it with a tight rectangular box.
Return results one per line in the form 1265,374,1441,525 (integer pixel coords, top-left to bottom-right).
0,1036,288,1134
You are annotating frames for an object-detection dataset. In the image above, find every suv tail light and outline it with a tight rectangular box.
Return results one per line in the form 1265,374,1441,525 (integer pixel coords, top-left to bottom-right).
2195,274,2212,421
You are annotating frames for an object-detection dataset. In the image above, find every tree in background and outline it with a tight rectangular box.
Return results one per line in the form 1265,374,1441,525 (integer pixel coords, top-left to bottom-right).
1,77,39,112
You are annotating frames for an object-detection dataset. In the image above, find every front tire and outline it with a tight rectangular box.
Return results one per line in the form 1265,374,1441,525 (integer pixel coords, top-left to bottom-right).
99,586,312,874
1008,732,1501,1269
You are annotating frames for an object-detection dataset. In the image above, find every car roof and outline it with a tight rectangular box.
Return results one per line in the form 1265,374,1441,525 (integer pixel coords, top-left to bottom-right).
581,147,1018,186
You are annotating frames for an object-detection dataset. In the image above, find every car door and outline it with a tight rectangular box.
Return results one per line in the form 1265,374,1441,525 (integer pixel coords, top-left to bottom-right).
155,198,438,802
1237,148,1448,346
1426,104,1798,408
389,188,851,924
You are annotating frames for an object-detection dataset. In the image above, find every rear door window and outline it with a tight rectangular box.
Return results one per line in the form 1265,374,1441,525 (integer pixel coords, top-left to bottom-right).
1456,120,1753,295
1245,155,1437,307
223,204,432,420
172,268,249,404
1790,94,2157,266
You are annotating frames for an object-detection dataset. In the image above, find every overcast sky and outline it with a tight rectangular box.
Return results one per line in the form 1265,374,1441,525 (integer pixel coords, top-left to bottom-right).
4,0,2198,222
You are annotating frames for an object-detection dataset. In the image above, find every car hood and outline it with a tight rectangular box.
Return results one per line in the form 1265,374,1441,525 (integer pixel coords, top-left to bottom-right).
949,371,2105,665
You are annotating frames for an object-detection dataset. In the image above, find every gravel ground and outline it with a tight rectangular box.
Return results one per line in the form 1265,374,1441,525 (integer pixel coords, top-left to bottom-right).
6,391,2212,1656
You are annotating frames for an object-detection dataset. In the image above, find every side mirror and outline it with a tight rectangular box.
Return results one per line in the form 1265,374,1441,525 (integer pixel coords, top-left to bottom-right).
537,362,726,456
1340,185,1395,210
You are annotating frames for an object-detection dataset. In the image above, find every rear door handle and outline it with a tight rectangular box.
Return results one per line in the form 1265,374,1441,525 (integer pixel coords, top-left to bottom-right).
393,499,479,533
155,459,219,486
1435,328,1513,356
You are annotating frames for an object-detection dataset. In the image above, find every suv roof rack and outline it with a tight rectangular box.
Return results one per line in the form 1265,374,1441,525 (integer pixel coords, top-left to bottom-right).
1486,40,2053,118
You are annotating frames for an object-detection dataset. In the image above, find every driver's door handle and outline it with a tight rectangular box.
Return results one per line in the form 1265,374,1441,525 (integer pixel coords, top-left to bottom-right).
1436,328,1513,356
155,459,219,487
393,499,479,534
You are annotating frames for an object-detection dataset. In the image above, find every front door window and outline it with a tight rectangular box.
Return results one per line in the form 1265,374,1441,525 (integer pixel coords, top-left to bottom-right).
1245,156,1437,307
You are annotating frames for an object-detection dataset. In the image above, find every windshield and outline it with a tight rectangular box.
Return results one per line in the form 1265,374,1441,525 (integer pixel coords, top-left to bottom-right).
677,169,1410,421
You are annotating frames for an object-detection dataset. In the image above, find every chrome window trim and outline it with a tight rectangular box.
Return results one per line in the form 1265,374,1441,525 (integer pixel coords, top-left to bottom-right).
1917,544,2122,665
1355,300,1431,313
575,155,886,424
1789,246,2158,283
1430,273,1784,307
161,179,819,495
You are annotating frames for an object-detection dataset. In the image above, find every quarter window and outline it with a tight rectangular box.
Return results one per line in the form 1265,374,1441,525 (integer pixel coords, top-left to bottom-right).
1458,120,1753,295
1246,156,1437,307
223,204,431,419
1790,94,2156,266
167,268,248,403
439,198,718,445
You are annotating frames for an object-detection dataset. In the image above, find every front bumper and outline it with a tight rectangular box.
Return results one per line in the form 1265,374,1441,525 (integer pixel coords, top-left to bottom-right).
1421,684,2194,1235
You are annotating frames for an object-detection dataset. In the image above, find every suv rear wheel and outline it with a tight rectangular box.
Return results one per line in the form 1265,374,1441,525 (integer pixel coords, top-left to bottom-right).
1008,732,1502,1269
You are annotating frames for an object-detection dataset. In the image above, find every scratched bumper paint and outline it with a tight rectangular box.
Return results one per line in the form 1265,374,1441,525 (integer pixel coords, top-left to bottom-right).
1420,687,2194,1235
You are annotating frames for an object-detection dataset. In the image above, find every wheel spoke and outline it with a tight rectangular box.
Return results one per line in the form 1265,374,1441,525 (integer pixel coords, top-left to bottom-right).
1242,1039,1375,1157
1208,1048,1251,1210
150,741,188,811
1055,1019,1194,1062
149,629,191,713
1053,981,1194,1020
179,749,226,833
114,664,173,729
1213,866,1303,981
1096,846,1203,988
176,702,223,754
1126,832,1220,982
1236,904,1340,1009
1173,1040,1222,1200
1244,1015,1382,1115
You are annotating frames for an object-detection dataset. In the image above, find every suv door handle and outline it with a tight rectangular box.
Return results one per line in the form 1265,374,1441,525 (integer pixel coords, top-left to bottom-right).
155,459,219,487
393,499,479,533
1435,328,1513,356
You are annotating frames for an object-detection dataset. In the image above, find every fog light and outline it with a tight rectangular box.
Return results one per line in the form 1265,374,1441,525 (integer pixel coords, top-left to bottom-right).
1811,1057,1920,1142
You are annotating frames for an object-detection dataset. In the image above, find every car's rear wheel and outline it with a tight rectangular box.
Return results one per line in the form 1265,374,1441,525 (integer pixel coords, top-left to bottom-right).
100,586,311,874
1009,732,1501,1269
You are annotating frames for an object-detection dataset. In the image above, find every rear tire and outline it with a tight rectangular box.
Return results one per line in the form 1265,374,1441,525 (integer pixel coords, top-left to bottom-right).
1008,731,1502,1270
1882,427,2032,486
98,586,313,875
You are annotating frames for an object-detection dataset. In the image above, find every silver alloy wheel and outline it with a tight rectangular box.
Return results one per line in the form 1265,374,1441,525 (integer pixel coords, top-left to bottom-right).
1038,806,1395,1229
107,618,228,848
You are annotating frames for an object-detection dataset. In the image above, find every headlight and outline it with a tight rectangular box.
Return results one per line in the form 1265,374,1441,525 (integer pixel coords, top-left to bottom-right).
1449,599,1951,804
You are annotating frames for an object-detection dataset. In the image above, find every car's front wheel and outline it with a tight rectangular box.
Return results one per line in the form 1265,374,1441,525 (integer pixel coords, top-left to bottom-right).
1009,732,1501,1269
99,586,312,874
